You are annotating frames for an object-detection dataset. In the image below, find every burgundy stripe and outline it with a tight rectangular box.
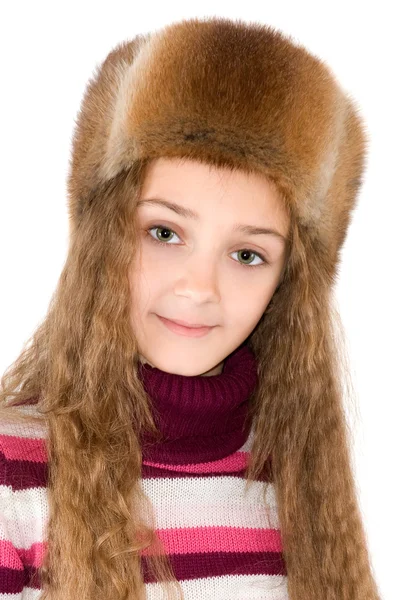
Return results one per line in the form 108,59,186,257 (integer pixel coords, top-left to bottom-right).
24,550,286,590
14,564,40,590
0,455,48,491
0,566,24,593
142,550,287,582
1,454,273,490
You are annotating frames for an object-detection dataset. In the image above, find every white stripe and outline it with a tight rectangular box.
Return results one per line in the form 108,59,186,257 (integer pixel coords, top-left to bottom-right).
0,575,288,600
0,486,48,548
0,408,47,439
145,573,289,599
141,477,280,529
0,587,41,599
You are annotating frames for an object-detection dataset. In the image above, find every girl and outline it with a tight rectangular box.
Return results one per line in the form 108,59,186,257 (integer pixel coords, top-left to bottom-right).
0,15,381,600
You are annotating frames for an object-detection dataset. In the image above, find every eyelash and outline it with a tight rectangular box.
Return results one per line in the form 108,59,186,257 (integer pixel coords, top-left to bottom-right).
145,224,270,269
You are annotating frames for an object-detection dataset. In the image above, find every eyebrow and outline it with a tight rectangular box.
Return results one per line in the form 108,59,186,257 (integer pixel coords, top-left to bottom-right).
137,197,287,243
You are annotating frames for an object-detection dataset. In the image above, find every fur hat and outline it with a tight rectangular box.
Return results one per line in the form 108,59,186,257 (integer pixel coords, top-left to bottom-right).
66,16,367,273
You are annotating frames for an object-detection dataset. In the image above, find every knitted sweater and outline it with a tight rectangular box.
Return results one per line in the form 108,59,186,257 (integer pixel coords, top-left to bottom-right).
0,343,288,599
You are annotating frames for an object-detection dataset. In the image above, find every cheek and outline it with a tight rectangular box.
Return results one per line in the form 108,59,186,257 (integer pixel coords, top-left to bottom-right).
130,255,170,310
226,279,275,327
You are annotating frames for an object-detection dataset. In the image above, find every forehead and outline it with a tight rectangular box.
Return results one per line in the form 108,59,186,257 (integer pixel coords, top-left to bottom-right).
140,157,288,223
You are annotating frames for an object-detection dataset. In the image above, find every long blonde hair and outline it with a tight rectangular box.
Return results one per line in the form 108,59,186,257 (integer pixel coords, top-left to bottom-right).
0,158,381,599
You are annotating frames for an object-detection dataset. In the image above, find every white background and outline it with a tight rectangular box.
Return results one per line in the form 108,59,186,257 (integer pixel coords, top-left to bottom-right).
0,2,398,598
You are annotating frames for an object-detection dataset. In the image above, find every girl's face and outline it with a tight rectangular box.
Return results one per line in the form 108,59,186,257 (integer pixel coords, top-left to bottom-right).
129,157,289,377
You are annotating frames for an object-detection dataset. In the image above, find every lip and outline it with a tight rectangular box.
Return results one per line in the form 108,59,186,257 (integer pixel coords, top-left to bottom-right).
156,315,215,338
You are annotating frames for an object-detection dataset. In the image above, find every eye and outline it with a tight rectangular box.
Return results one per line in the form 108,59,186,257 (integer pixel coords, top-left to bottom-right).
146,224,269,268
148,225,180,245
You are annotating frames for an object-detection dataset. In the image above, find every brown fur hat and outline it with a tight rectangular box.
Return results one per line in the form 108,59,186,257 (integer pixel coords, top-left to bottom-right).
67,15,367,273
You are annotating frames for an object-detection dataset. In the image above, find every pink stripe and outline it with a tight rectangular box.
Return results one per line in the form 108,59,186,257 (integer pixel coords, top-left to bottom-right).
0,539,24,570
18,541,47,568
0,434,46,463
142,526,282,556
0,540,46,570
142,450,249,474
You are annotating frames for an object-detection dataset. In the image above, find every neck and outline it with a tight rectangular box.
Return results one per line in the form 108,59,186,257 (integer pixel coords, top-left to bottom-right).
138,355,225,376
137,343,259,465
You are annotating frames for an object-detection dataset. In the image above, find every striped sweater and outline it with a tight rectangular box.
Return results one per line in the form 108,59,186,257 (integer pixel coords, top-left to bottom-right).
0,344,288,599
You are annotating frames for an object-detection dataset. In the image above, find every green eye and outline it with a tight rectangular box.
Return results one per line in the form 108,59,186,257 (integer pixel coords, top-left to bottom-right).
155,227,175,243
238,250,257,265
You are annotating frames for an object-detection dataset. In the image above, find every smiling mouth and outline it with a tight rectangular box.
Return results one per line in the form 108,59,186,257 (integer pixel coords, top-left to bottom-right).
163,317,213,328
156,315,216,338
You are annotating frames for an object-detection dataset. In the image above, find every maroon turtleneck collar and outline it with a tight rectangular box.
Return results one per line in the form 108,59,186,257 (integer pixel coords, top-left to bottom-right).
138,342,259,465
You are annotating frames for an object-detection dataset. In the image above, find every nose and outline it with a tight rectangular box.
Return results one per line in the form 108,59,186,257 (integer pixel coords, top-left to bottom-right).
174,252,221,304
